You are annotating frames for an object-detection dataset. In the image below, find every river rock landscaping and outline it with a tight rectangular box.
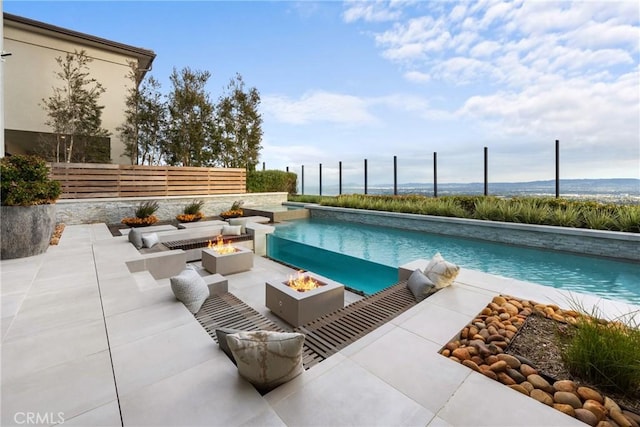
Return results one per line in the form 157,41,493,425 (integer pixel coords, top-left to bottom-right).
440,295,640,426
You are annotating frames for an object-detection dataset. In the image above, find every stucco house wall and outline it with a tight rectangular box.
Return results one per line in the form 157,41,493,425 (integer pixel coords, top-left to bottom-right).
2,12,155,163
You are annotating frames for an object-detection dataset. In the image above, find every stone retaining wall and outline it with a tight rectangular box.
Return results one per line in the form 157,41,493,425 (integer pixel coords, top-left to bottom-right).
54,193,288,225
307,205,639,262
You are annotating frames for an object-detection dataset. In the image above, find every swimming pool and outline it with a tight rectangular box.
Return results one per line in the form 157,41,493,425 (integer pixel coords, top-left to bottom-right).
267,218,640,304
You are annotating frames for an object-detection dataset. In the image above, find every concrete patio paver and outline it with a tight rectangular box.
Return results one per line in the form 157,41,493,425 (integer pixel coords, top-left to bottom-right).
1,223,638,427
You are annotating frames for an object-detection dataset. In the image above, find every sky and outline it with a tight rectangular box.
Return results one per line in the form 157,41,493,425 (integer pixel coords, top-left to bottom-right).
4,0,640,187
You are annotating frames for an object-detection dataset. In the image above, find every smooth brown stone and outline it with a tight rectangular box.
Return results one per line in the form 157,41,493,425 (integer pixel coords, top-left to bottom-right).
489,360,508,372
452,347,471,361
479,367,498,381
493,341,508,349
583,400,606,422
505,324,518,333
553,403,576,417
472,334,486,342
527,374,554,393
521,381,534,393
554,391,582,409
492,296,507,305
441,349,451,357
497,354,521,369
461,327,469,339
497,372,516,385
499,312,511,321
469,326,479,337
487,325,499,336
604,396,621,413
509,384,529,396
462,359,480,372
506,368,526,384
530,389,553,406
475,322,487,330
505,330,515,339
445,341,459,351
520,364,538,377
553,380,577,393
449,356,461,363
485,316,499,325
485,355,499,365
471,356,484,365
623,410,640,425
508,299,523,310
577,386,603,404
487,343,503,354
575,408,599,427
479,328,490,339
609,409,633,427
480,307,492,316
503,302,519,316
595,422,614,427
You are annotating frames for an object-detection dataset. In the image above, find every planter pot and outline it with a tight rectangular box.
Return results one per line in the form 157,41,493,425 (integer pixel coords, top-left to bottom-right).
1,204,56,260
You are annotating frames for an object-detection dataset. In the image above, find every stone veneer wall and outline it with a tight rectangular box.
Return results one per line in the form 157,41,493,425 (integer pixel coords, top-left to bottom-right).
307,205,640,262
54,193,288,225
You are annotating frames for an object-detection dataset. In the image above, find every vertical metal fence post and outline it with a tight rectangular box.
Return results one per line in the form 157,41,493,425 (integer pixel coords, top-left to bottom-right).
433,152,438,198
262,162,265,171
364,158,368,195
286,166,289,172
393,155,398,196
301,165,305,195
339,161,342,195
555,139,560,199
484,146,488,196
319,163,322,196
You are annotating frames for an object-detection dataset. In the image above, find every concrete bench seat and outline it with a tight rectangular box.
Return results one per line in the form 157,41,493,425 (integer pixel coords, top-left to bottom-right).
177,220,228,229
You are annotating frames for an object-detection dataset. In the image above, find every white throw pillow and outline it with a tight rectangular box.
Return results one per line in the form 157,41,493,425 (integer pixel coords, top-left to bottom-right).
142,232,159,248
424,252,460,289
128,227,144,249
407,269,436,302
227,218,246,234
226,330,304,393
170,269,210,314
222,224,242,236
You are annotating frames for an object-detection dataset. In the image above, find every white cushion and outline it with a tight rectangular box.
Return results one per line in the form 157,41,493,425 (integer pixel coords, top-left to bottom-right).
227,218,246,234
226,331,304,393
170,269,210,314
128,227,143,249
222,224,242,236
407,269,436,302
424,252,460,289
142,232,159,248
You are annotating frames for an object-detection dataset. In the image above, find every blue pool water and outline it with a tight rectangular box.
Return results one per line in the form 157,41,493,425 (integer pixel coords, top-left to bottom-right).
267,218,640,304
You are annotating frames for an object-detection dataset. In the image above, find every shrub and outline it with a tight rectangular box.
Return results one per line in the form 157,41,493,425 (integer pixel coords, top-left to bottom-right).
247,170,297,194
562,305,640,395
0,155,61,206
135,201,159,218
612,205,640,233
581,208,614,230
183,199,204,215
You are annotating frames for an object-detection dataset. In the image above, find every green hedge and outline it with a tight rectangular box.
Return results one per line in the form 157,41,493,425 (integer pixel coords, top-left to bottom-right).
287,194,640,233
247,170,297,194
1,155,61,206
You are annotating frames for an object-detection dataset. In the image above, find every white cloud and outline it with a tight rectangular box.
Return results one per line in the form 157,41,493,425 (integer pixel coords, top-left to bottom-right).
469,40,501,58
403,70,430,83
262,91,377,125
342,0,403,23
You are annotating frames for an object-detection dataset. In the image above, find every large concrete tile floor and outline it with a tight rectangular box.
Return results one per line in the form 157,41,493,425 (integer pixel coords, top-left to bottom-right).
2,224,637,427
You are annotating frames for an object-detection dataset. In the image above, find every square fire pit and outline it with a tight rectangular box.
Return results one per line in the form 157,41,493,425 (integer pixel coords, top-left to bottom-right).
201,245,253,275
266,272,344,327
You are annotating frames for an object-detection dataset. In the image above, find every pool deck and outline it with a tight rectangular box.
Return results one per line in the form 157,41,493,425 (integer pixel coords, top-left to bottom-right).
2,223,638,426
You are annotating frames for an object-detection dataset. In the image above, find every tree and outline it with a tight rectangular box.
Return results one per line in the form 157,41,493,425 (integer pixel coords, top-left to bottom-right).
165,67,217,166
118,62,167,165
40,50,110,163
215,73,263,170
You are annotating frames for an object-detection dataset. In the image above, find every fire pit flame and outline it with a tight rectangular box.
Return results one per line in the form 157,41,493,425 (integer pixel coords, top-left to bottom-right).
207,235,236,255
287,271,322,292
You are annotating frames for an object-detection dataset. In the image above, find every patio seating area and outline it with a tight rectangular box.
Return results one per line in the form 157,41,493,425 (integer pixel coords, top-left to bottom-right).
2,223,638,426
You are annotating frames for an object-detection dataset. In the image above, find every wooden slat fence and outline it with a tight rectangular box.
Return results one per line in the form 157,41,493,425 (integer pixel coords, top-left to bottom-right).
49,163,246,199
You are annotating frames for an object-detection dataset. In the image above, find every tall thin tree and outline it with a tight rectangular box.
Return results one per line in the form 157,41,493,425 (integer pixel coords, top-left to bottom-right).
166,67,217,166
41,50,110,163
215,73,263,170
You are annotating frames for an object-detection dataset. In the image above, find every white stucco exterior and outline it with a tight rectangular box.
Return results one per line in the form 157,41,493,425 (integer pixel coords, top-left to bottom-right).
2,12,155,163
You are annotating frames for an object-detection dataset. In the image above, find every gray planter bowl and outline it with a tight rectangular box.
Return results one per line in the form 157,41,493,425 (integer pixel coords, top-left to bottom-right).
1,204,57,260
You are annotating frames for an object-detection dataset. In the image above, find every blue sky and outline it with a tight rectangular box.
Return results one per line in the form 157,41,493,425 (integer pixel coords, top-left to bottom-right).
4,1,639,187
